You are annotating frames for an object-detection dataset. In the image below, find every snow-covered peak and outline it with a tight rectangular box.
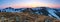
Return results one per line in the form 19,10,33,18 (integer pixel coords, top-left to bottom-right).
0,7,60,20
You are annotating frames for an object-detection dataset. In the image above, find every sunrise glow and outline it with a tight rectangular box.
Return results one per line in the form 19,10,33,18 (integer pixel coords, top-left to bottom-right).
0,0,60,8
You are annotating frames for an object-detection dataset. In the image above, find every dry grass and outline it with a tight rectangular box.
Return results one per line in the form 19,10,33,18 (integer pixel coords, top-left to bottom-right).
0,12,60,22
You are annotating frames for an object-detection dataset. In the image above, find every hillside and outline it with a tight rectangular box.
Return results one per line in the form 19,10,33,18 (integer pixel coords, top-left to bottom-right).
0,12,60,22
0,7,60,20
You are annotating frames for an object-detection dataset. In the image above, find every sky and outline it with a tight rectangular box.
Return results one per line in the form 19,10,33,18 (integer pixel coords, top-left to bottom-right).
0,0,60,8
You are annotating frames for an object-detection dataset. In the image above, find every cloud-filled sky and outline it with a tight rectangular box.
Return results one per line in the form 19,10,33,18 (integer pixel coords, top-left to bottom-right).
0,0,60,8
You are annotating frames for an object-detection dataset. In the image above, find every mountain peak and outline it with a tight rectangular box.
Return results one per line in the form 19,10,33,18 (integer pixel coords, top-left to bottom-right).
5,7,14,9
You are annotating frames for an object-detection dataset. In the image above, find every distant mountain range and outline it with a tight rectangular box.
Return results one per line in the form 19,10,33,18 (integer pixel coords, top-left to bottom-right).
0,7,60,20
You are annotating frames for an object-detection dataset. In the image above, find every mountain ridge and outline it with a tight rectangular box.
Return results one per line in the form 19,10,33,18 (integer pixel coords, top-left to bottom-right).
0,7,60,20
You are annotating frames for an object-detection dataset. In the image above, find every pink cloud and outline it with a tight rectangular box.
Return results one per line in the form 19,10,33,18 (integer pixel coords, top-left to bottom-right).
48,4,60,8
